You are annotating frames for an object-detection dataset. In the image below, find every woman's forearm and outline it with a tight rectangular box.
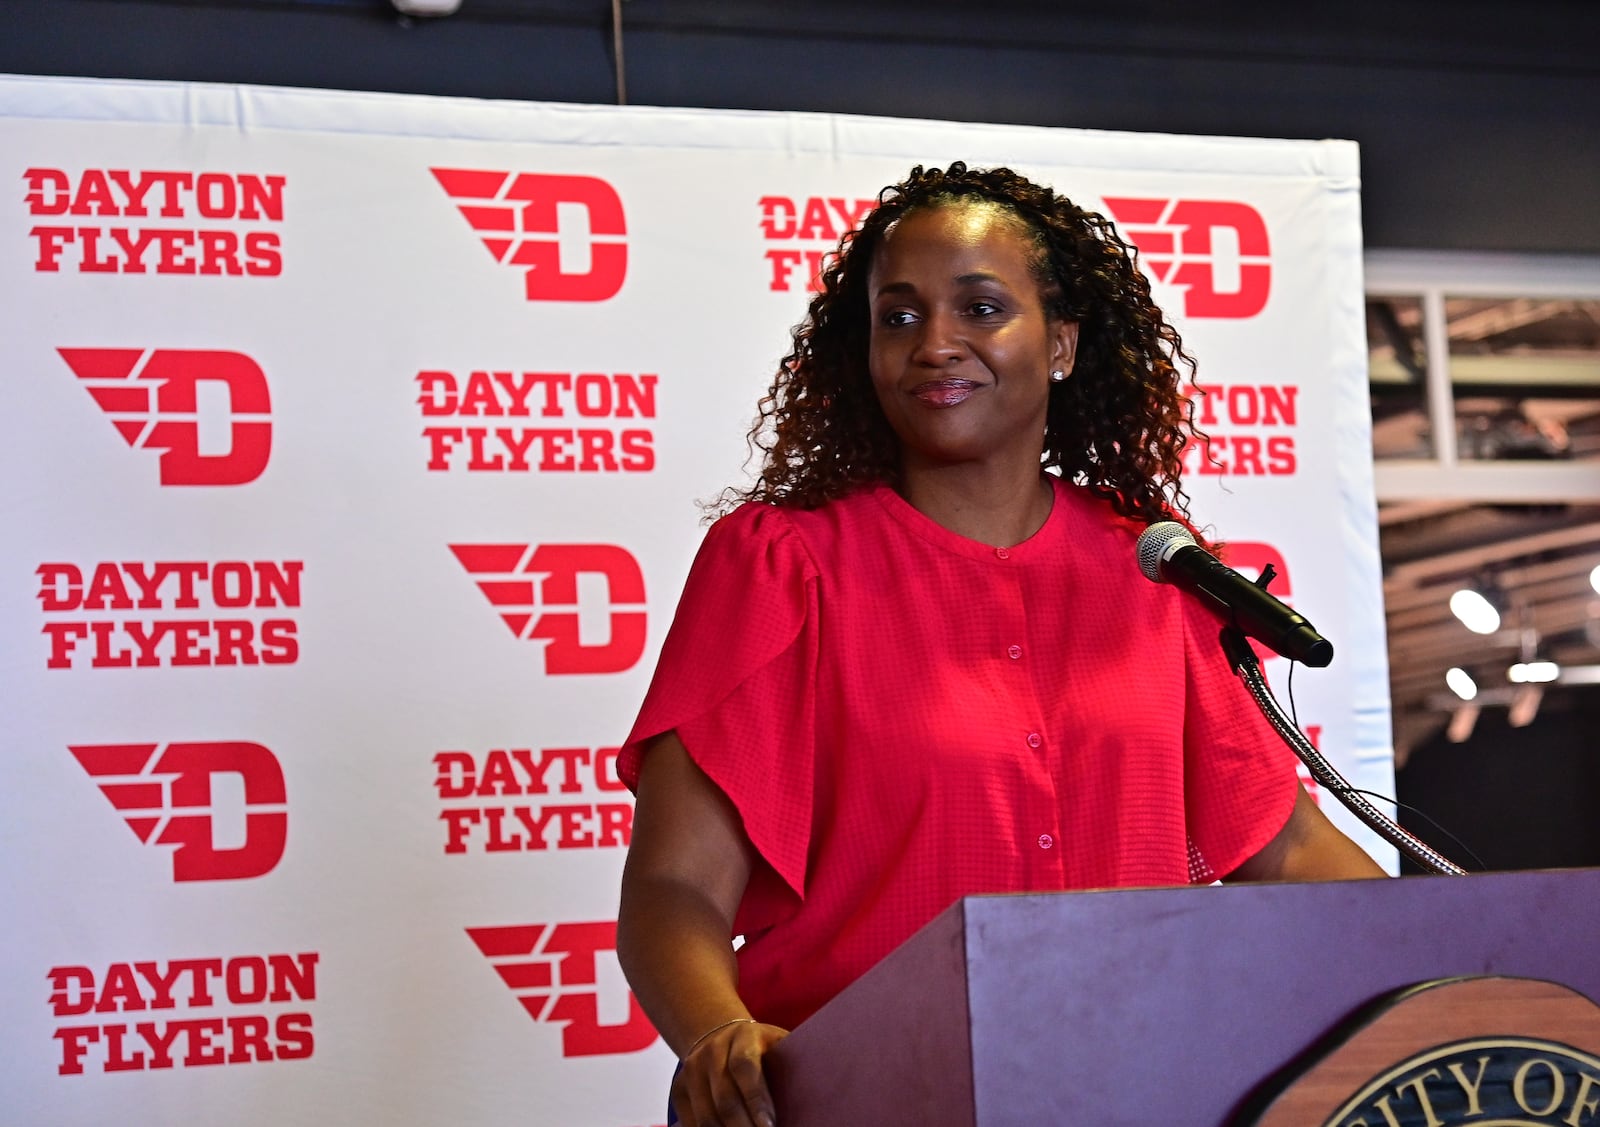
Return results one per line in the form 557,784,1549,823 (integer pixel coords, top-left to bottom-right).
617,871,753,1056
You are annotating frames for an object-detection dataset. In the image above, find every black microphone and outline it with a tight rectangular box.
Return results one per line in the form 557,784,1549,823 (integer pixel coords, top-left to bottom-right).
1135,521,1334,668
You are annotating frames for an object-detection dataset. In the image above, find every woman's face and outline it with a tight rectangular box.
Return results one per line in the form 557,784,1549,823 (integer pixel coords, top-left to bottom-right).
867,201,1078,475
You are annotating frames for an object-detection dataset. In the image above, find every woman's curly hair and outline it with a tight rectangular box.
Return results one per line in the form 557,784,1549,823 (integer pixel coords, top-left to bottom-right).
716,161,1208,529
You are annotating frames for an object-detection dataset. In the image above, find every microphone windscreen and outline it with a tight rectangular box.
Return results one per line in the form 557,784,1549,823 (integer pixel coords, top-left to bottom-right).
1136,520,1196,583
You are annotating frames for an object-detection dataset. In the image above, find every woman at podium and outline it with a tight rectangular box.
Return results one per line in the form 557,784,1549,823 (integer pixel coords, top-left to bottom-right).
615,162,1384,1127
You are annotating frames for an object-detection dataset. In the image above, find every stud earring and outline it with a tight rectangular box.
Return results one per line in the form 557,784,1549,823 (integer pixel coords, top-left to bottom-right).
1050,369,1066,382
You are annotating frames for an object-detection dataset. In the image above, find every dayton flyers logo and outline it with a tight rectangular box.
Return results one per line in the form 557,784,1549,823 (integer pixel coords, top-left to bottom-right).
450,543,646,674
467,921,657,1057
1101,198,1271,318
432,169,627,301
69,742,287,881
56,348,271,485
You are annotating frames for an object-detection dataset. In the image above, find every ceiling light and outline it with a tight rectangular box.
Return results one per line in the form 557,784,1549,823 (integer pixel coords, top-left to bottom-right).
392,0,463,16
1508,685,1543,728
1449,588,1501,635
1591,563,1600,596
1508,660,1559,684
1446,703,1479,743
1445,667,1477,700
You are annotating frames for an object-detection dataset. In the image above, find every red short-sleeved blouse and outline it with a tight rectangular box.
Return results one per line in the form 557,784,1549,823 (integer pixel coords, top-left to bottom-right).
619,475,1298,1030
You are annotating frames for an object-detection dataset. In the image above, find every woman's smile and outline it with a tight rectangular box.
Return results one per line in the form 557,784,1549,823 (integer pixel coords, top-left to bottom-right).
909,377,983,407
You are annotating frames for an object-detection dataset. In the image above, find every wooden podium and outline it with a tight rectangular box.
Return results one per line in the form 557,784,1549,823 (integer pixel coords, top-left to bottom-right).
764,869,1600,1126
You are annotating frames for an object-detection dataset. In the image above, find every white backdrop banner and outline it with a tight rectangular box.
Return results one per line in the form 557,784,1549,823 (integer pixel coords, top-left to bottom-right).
0,73,1391,1127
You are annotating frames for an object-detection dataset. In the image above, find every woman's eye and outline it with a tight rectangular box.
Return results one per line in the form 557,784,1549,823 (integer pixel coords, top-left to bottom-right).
969,300,1001,316
881,309,917,326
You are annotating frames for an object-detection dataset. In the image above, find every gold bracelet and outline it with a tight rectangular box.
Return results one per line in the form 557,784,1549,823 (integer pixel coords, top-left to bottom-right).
683,1016,756,1058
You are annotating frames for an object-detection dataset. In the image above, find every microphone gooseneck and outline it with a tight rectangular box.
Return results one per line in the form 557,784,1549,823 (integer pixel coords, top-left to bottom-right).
1137,523,1464,873
1135,521,1334,668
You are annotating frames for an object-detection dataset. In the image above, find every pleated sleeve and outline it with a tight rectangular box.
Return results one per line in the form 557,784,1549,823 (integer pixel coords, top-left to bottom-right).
618,503,819,903
1179,592,1302,880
